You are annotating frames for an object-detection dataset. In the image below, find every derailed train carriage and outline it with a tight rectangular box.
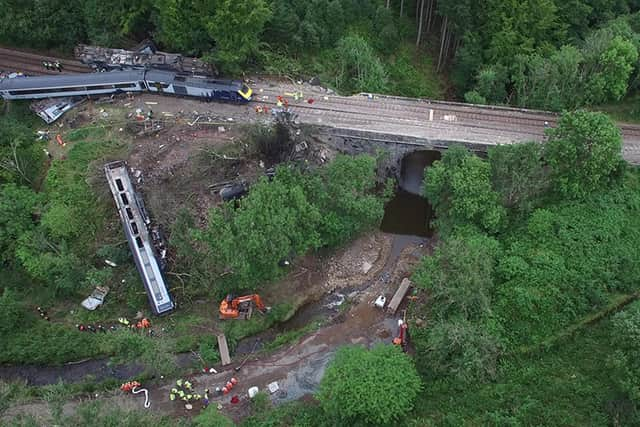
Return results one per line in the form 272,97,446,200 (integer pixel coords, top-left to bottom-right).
0,69,253,102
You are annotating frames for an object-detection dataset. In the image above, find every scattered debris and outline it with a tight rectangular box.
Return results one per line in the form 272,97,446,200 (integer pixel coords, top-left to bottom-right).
80,286,110,311
30,97,83,124
104,259,117,267
248,387,259,399
362,261,373,274
36,306,50,321
267,381,280,394
121,381,151,408
374,295,386,309
219,181,248,202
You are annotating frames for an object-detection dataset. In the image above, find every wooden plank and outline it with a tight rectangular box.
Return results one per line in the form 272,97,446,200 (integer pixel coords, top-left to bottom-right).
217,334,231,366
387,278,412,315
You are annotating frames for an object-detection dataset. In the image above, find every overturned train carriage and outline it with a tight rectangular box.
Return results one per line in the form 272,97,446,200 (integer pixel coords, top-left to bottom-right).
0,69,253,102
104,161,175,315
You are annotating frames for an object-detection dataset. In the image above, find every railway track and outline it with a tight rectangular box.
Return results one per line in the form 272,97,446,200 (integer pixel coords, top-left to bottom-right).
0,47,90,75
1,46,640,147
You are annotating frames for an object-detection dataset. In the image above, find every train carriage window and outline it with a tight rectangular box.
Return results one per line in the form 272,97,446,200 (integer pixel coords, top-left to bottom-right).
135,236,144,248
130,222,139,235
115,179,124,191
126,207,134,220
114,83,137,89
120,193,129,205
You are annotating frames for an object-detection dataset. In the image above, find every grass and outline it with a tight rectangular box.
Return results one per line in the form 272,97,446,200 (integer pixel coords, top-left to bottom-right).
263,322,319,352
594,93,640,123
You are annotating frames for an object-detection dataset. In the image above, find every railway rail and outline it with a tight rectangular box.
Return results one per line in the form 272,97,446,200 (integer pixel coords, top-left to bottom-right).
0,47,90,75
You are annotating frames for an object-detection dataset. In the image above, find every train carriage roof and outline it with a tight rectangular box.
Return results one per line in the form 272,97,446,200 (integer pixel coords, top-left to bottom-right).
0,70,146,90
145,69,244,91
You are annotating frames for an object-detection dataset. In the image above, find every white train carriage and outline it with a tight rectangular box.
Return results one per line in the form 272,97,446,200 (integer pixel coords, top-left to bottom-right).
0,70,147,100
104,161,175,315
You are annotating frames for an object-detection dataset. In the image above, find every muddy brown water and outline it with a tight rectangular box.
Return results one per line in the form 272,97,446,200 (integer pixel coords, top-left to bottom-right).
380,149,439,238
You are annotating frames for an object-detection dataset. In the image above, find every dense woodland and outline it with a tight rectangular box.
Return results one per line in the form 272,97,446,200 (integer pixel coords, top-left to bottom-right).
4,1,640,426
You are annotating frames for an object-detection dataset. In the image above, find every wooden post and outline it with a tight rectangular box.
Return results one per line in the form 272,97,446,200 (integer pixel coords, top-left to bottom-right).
217,334,231,366
387,278,412,315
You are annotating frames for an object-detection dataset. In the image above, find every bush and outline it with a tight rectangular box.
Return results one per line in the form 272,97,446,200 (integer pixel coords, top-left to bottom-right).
317,344,421,425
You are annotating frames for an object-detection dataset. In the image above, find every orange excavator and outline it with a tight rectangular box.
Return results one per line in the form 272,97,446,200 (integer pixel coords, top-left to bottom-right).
219,294,269,320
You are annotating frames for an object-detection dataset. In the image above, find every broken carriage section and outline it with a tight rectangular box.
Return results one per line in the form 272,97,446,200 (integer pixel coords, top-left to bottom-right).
104,161,175,315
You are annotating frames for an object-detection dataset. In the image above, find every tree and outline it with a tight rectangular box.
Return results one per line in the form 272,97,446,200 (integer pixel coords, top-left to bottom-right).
488,142,549,214
608,301,640,417
583,34,638,105
412,319,502,383
83,0,153,46
545,110,622,199
153,0,216,55
0,116,43,185
334,35,388,93
308,155,386,247
0,184,39,264
204,0,272,73
317,345,421,426
412,232,500,321
424,145,505,234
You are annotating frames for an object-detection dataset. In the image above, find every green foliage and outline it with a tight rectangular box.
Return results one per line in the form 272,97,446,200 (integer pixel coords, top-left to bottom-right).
0,288,25,335
414,319,622,425
194,405,235,427
0,320,101,364
413,319,502,383
424,145,505,234
334,35,388,93
189,155,385,295
0,183,39,264
608,301,640,420
411,232,503,382
413,233,500,321
545,110,622,199
241,400,326,427
0,113,44,185
317,344,421,426
307,154,385,247
204,0,272,73
495,182,640,347
83,0,152,46
154,0,271,72
488,142,549,214
12,129,125,295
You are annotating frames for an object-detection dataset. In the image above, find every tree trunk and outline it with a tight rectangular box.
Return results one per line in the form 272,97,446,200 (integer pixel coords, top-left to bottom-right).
437,15,448,72
386,0,390,8
400,0,404,16
416,0,425,46
426,0,435,33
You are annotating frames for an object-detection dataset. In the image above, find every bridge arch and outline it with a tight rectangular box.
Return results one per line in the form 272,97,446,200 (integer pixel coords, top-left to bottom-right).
398,149,441,195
